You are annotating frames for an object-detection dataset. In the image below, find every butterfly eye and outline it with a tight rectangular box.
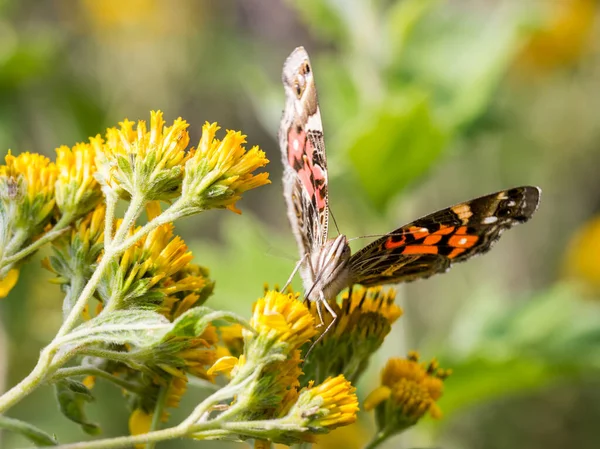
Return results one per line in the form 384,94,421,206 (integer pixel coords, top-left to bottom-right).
293,76,305,98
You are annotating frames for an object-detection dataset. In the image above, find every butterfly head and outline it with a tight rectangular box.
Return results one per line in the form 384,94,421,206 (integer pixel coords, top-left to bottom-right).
282,47,318,121
305,234,352,302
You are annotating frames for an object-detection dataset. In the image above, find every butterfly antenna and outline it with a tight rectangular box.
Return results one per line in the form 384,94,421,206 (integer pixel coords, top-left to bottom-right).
347,232,408,243
329,205,341,236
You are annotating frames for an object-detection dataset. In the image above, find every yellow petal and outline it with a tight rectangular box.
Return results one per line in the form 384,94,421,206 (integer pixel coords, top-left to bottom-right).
363,386,391,411
207,356,239,376
128,408,153,449
0,269,20,298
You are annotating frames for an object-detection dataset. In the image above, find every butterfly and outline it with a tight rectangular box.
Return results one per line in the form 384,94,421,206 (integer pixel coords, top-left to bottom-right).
278,46,541,331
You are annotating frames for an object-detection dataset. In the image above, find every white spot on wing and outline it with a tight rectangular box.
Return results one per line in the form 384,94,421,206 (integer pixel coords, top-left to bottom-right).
293,139,299,151
306,109,323,132
458,237,468,245
482,216,498,224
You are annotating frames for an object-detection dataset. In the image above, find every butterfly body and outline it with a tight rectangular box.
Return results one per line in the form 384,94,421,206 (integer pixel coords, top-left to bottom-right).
279,46,540,308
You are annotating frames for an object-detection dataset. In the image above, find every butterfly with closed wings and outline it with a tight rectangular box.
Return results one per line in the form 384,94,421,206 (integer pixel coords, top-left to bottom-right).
279,46,541,338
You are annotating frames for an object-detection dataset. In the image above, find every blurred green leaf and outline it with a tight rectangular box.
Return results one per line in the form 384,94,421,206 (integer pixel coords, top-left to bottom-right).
345,93,447,210
189,213,299,315
287,0,347,44
54,379,100,436
385,0,438,60
400,5,525,130
437,284,600,416
0,415,58,446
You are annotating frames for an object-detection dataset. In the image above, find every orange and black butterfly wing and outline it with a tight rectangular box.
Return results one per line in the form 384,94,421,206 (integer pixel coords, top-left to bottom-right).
349,186,541,286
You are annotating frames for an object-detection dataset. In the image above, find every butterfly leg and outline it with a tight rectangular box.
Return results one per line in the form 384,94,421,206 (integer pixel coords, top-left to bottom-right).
320,293,337,337
314,298,325,328
282,253,308,292
303,293,337,362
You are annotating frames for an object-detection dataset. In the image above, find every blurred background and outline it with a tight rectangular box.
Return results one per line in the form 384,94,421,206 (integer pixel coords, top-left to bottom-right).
1,0,600,448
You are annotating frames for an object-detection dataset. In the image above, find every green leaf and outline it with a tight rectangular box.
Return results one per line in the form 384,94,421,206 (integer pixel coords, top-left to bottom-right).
57,310,169,348
0,416,58,446
164,306,214,338
345,93,447,210
54,379,100,436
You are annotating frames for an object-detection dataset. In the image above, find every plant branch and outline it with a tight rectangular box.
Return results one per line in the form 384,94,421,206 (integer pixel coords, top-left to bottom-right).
49,367,145,394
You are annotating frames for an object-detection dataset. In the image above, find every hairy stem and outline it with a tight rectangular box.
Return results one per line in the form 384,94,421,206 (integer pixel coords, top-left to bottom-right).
0,347,55,413
0,215,71,273
56,193,146,338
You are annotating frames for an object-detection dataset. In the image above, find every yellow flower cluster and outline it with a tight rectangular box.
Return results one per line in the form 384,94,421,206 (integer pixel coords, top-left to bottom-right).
209,291,359,445
0,139,99,297
304,286,402,383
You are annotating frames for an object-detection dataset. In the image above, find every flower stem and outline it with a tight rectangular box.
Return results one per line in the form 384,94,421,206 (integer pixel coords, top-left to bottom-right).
56,193,146,338
146,384,169,449
0,347,55,413
103,190,117,248
52,424,191,449
364,430,391,449
0,194,148,413
0,215,71,272
50,367,145,394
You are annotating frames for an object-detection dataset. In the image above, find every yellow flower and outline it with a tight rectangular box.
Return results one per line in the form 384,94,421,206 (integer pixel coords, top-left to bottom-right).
55,142,102,220
181,122,270,214
364,352,450,438
93,110,191,200
100,219,197,310
224,291,315,425
304,286,402,384
0,151,58,283
0,151,58,237
287,375,359,432
159,264,214,320
247,290,317,353
172,324,219,380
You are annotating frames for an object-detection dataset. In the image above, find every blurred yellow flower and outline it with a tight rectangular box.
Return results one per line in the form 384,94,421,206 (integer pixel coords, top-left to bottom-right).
128,408,153,449
563,215,600,297
517,0,597,73
364,352,450,438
